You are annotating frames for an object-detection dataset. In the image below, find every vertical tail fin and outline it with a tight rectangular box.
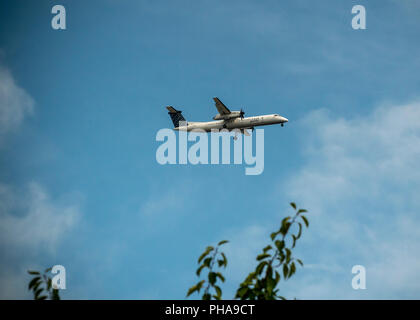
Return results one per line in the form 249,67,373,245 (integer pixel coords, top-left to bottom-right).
166,106,186,128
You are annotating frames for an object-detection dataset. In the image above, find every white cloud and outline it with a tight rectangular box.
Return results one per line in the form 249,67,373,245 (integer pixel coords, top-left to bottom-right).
0,65,80,252
0,65,34,137
0,64,83,299
0,182,81,252
288,101,420,217
217,101,420,299
281,101,420,299
0,182,82,299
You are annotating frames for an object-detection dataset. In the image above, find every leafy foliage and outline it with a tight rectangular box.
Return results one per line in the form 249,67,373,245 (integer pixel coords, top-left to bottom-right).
188,202,309,300
187,240,229,300
27,268,60,300
29,204,309,301
235,203,309,299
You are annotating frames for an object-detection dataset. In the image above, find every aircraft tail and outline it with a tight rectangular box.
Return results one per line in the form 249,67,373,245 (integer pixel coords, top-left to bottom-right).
166,106,186,128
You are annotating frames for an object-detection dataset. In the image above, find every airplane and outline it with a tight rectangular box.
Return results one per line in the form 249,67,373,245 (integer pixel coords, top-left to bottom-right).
166,97,288,138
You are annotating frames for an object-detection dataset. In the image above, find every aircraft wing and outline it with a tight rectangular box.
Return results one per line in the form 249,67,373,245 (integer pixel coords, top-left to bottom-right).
213,97,231,115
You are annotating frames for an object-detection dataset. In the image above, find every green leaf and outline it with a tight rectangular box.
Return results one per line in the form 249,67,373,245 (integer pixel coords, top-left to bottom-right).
198,252,207,264
27,270,40,275
297,222,302,239
37,295,48,300
198,247,213,263
52,289,60,300
34,288,43,299
270,232,277,241
236,287,248,298
187,280,205,297
301,215,309,227
28,277,41,290
263,245,272,253
214,285,222,299
290,202,296,210
33,281,41,292
297,259,304,267
266,264,273,278
256,253,271,261
274,240,285,251
197,280,205,290
217,240,229,246
216,272,225,282
187,286,197,297
277,251,285,264
47,278,52,290
202,293,211,300
203,257,212,267
280,217,291,235
297,209,307,214
221,252,228,267
267,276,276,295
256,261,267,275
196,264,206,276
283,264,289,278
285,248,292,263
208,272,217,285
243,272,256,285
292,234,296,248
275,271,281,284
290,262,296,277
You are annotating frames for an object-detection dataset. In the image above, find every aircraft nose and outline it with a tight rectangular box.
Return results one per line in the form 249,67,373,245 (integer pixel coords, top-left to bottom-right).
282,117,288,123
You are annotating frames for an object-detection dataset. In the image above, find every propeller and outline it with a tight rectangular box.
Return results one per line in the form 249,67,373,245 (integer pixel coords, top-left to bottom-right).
239,108,245,119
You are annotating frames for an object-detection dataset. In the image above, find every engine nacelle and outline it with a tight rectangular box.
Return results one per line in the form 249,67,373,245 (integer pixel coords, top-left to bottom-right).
213,111,241,120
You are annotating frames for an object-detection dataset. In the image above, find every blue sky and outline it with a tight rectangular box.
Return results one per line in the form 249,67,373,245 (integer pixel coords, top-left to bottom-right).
0,0,419,299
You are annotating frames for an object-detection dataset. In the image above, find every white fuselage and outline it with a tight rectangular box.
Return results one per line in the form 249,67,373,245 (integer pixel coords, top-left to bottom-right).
174,114,288,132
